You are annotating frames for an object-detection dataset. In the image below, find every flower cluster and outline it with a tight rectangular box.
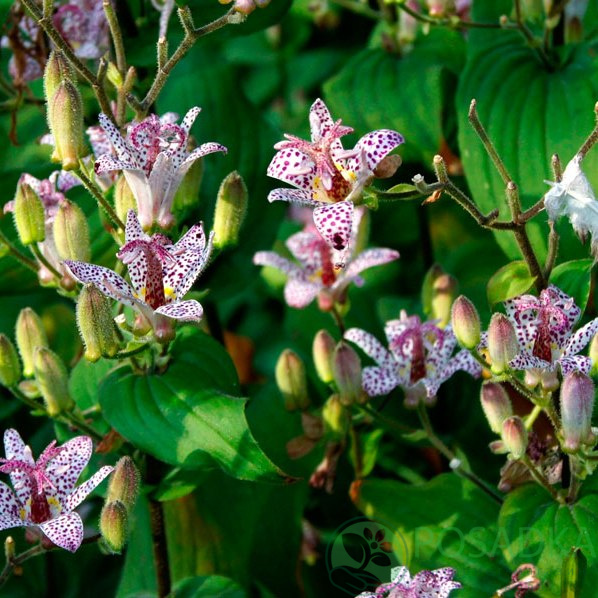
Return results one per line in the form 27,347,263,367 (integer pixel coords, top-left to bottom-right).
346,311,481,406
267,98,403,254
0,429,112,552
66,210,213,331
254,208,399,308
95,107,227,229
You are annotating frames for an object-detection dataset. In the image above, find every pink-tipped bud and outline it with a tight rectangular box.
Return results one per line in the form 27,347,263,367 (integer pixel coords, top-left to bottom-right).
451,295,481,349
43,51,74,105
480,382,512,434
213,171,248,250
275,349,310,411
48,80,84,170
53,200,90,262
33,347,74,416
100,500,128,553
501,416,528,459
106,457,140,510
76,284,120,362
332,342,363,406
487,313,518,374
15,308,48,378
560,371,595,453
13,183,45,246
0,334,21,388
422,265,458,328
322,394,349,440
313,330,335,384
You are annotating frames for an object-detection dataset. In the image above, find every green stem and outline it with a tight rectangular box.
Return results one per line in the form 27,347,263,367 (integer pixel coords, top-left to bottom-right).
524,404,543,430
0,230,39,273
75,168,124,231
349,425,363,479
330,0,382,20
103,0,127,126
417,403,503,504
577,106,598,159
567,455,582,503
10,385,44,413
30,245,62,280
330,304,346,335
544,220,559,279
396,1,503,29
61,411,103,443
521,455,563,503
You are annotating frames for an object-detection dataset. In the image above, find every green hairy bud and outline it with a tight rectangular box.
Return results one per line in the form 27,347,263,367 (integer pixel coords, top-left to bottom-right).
106,457,140,511
33,347,74,416
16,308,49,378
76,284,119,362
0,334,21,387
13,183,45,246
100,500,128,553
322,394,349,440
275,349,310,411
43,51,75,105
451,295,481,349
114,177,138,225
213,171,248,249
53,200,91,262
480,382,512,434
312,330,336,384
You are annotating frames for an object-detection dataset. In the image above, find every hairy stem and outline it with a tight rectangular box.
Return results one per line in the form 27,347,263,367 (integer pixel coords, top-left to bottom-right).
521,455,563,503
0,230,39,273
75,168,124,231
30,245,62,280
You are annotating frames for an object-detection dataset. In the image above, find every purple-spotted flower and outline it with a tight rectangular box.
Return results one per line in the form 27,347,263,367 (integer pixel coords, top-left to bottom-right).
95,108,227,229
356,566,461,598
345,311,481,406
267,98,403,254
504,285,598,376
254,208,399,308
53,0,109,59
65,210,213,331
0,429,113,553
4,171,80,284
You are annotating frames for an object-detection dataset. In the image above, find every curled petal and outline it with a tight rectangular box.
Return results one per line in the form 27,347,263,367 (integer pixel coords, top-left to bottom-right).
560,354,592,376
345,328,394,368
253,251,304,279
267,148,316,190
343,248,399,281
98,114,139,167
362,366,399,397
313,201,353,252
309,99,338,143
563,317,598,356
180,106,201,134
347,129,404,173
39,512,84,553
268,188,320,207
155,299,204,321
64,465,114,511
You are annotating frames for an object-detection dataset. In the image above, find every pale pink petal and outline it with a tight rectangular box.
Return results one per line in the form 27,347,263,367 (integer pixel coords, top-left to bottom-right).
125,209,146,243
154,299,203,321
64,465,113,511
362,366,399,396
267,149,316,191
560,354,592,376
410,567,461,597
0,481,22,528
178,142,228,172
347,129,404,173
309,99,337,143
180,106,201,134
98,113,139,166
39,512,84,553
253,251,304,279
147,152,175,219
286,230,324,271
174,223,207,254
45,436,92,502
268,188,320,207
95,154,132,174
345,328,394,368
313,201,353,251
509,352,551,371
440,349,482,381
343,248,399,280
4,429,33,505
284,278,319,308
563,318,598,356
123,170,154,229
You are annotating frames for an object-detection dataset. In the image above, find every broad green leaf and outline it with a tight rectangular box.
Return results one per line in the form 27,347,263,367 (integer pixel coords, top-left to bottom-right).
498,478,598,597
457,2,598,262
353,475,510,596
172,575,246,598
99,328,289,482
69,357,114,412
549,259,594,312
324,29,466,164
487,261,536,305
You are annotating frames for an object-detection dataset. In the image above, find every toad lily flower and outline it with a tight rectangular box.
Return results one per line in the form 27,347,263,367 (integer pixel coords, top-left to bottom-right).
0,429,113,552
356,566,461,598
267,98,403,254
95,107,227,229
254,210,399,309
544,154,598,259
65,210,213,331
345,311,481,406
504,285,598,376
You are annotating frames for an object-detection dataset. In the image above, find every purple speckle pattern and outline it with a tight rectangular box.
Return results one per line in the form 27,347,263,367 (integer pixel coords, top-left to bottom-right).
313,200,353,252
155,299,203,321
347,129,405,174
0,429,113,552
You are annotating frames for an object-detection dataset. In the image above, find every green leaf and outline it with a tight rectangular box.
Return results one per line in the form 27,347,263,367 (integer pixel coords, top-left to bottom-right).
69,357,114,412
353,475,510,595
324,29,466,164
498,479,598,597
99,329,290,483
172,575,247,598
457,5,598,262
549,259,594,312
487,261,536,305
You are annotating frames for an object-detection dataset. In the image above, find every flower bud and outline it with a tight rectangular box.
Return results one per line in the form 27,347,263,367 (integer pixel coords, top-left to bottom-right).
33,347,74,416
212,171,248,250
100,500,128,553
106,456,140,510
322,394,349,440
480,382,512,434
451,295,481,349
275,349,309,411
172,159,203,213
0,335,21,388
421,265,457,328
16,308,48,378
53,200,90,262
13,183,45,246
43,51,74,104
332,342,363,406
313,330,335,384
48,80,85,170
76,284,119,362
487,313,518,374
4,536,15,562
114,177,137,224
560,371,595,453
501,416,528,459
